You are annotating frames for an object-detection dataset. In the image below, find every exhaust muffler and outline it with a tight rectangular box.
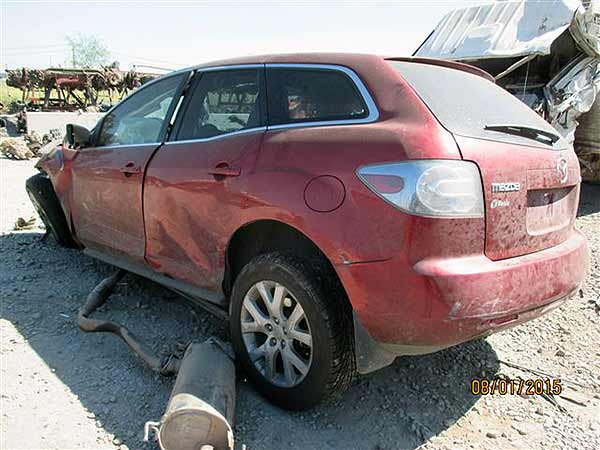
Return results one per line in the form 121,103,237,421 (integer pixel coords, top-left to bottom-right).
145,340,236,450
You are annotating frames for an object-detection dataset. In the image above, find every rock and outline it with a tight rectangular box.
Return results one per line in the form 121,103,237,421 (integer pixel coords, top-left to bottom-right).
13,217,36,231
555,349,566,357
0,138,34,160
512,424,528,435
486,431,499,438
24,132,44,155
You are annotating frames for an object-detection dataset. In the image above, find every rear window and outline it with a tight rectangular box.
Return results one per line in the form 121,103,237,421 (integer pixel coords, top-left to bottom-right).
266,68,368,126
388,61,567,149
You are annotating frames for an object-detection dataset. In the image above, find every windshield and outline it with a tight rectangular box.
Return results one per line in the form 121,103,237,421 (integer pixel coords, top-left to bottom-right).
388,61,568,150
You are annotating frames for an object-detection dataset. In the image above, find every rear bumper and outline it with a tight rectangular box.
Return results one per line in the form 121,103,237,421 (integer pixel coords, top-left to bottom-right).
339,230,588,367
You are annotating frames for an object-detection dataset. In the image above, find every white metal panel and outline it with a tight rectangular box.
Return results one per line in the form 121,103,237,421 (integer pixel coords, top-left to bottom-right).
416,0,581,60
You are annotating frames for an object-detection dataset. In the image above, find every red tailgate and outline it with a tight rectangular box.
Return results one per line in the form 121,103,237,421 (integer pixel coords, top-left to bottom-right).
455,135,581,260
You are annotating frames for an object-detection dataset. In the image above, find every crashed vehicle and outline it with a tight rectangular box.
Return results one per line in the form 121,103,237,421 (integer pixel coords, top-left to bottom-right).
415,0,600,180
27,54,589,409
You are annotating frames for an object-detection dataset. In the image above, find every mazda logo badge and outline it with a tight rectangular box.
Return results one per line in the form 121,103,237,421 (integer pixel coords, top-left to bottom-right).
557,158,568,184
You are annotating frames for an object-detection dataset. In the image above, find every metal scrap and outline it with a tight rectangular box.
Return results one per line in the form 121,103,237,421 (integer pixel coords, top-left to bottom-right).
545,55,600,142
415,0,582,61
5,66,158,111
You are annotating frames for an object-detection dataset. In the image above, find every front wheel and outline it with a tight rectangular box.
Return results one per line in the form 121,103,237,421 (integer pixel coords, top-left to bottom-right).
229,252,355,410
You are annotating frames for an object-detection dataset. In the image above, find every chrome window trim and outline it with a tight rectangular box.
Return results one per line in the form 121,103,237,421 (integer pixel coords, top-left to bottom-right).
85,142,162,151
192,63,264,73
165,126,267,145
265,63,379,131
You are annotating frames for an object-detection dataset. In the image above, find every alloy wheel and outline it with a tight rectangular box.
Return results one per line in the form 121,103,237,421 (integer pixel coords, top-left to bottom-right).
240,280,313,387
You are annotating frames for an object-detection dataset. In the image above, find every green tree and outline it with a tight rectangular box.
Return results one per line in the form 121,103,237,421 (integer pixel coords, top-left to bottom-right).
66,34,110,68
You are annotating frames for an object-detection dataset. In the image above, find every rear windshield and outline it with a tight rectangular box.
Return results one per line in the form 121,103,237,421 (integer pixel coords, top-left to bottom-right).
388,61,567,150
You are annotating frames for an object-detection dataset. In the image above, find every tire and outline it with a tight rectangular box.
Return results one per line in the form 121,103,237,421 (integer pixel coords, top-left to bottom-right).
230,252,355,410
25,173,77,248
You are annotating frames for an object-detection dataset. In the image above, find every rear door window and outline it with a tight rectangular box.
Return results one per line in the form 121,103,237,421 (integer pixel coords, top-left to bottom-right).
388,61,568,149
175,69,265,140
266,68,368,126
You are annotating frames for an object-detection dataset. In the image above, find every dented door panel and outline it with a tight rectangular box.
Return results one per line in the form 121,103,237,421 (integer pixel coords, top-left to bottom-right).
143,132,264,291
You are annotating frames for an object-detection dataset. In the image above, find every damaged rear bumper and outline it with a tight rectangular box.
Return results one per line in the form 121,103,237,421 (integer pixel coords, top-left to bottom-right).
341,230,589,374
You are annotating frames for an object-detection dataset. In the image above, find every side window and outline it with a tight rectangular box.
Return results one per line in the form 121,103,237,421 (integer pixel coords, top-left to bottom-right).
96,73,186,147
266,68,368,126
176,69,264,141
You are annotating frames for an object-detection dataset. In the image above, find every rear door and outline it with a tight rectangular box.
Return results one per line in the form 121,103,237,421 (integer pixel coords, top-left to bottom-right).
143,67,266,291
70,72,188,263
389,60,581,260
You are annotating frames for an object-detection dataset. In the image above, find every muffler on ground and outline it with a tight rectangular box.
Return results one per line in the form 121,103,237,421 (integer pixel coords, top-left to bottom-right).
145,341,236,450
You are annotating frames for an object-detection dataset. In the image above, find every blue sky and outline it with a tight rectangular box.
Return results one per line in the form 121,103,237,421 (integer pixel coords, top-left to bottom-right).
1,1,484,71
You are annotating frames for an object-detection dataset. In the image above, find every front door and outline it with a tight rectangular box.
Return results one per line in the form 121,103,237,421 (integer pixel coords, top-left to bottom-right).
70,72,188,263
144,67,266,291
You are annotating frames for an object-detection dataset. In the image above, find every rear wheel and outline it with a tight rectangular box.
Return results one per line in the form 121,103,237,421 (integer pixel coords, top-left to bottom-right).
230,252,355,410
25,173,77,248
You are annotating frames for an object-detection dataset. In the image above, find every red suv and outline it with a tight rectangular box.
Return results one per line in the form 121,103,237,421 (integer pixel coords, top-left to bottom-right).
29,54,589,409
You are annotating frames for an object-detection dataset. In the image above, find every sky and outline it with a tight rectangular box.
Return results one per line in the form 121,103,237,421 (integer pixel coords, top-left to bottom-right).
1,0,485,72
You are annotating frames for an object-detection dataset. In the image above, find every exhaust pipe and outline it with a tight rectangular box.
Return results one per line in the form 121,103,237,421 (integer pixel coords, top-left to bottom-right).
145,341,236,450
77,269,179,375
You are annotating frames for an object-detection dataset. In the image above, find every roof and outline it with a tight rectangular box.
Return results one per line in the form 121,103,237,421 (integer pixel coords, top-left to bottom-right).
185,52,383,70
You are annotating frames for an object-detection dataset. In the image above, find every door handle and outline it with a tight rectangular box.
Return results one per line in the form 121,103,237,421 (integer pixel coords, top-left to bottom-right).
208,164,241,178
119,162,142,177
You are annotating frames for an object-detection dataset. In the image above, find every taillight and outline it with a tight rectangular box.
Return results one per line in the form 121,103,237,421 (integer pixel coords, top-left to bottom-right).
357,160,484,218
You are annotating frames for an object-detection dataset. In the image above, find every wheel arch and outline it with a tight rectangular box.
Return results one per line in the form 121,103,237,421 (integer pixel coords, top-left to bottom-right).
223,219,346,301
223,218,399,375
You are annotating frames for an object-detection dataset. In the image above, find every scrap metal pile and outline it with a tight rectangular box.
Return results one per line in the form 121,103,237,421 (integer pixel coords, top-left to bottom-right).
415,0,600,181
5,66,157,111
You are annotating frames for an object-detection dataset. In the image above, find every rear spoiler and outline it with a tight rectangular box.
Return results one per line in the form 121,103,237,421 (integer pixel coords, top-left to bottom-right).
385,57,496,83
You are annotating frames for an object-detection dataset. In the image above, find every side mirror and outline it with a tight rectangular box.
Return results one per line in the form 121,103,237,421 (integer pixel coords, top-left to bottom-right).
66,123,91,149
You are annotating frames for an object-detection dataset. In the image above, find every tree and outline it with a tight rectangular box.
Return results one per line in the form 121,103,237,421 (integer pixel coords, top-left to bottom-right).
65,34,110,68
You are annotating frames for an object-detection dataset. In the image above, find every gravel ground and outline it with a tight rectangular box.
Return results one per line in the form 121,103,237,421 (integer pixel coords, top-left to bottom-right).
1,157,599,450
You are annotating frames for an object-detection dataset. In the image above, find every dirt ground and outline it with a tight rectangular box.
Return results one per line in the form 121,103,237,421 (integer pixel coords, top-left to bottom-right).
1,157,599,450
